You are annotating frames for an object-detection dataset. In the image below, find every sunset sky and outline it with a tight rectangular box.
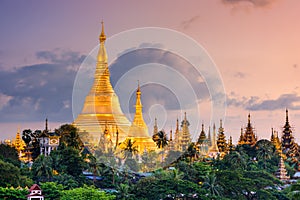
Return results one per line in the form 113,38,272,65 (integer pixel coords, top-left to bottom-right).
1,0,300,143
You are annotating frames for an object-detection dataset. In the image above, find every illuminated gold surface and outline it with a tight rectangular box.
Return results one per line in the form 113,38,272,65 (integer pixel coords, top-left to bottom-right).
73,22,131,144
127,83,156,151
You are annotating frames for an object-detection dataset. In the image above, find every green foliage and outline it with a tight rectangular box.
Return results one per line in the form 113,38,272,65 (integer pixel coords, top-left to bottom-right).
216,169,281,199
0,187,28,200
22,129,41,160
51,146,87,178
40,182,64,200
0,143,20,167
31,155,53,182
131,169,207,199
124,158,139,172
60,185,115,200
175,161,211,184
52,173,80,189
0,159,33,187
56,124,83,150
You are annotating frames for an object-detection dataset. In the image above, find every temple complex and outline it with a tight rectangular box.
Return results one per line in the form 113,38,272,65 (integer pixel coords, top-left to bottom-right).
73,22,131,145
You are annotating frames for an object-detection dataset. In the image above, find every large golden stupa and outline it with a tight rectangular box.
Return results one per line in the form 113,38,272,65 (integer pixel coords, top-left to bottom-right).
73,22,131,144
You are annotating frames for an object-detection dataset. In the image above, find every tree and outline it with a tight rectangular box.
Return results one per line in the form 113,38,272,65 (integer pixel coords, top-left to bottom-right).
22,129,41,160
0,143,20,166
56,124,83,150
202,173,223,197
51,146,87,178
152,130,168,149
116,183,134,200
120,138,138,159
60,185,115,200
31,155,53,182
40,182,64,200
86,154,101,184
0,187,28,200
256,139,276,170
0,159,33,187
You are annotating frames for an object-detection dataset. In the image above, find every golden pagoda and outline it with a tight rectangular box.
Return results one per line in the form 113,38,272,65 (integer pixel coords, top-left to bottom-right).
178,112,191,151
238,113,257,146
126,83,156,152
12,128,26,158
270,128,282,154
217,119,227,153
73,22,131,144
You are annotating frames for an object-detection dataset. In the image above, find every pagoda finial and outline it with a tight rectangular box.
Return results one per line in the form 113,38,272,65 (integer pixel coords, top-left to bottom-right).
137,80,140,93
202,123,204,131
184,112,187,121
248,113,251,125
99,20,106,43
170,129,173,141
286,108,289,123
220,119,223,128
45,118,48,131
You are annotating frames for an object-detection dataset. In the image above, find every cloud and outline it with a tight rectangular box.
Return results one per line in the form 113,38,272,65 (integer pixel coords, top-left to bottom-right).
0,93,12,110
36,48,85,69
180,16,200,30
227,93,300,111
247,93,300,111
222,0,278,7
234,72,246,78
0,49,85,122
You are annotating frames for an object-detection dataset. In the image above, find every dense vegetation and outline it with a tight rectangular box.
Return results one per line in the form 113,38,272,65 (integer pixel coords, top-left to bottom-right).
1,124,300,200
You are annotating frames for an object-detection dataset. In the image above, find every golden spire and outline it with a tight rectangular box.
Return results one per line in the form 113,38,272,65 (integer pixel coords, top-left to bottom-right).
248,113,251,125
97,21,108,64
129,82,148,137
99,21,106,43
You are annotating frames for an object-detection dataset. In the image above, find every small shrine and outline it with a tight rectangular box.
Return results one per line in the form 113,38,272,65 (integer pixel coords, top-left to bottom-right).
27,184,44,200
275,157,290,181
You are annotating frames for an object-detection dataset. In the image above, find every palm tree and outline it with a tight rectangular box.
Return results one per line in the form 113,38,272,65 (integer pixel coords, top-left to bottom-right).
121,138,139,159
153,130,168,162
227,151,247,170
256,139,275,169
87,154,101,184
32,155,53,182
186,143,198,163
202,173,223,197
152,130,168,149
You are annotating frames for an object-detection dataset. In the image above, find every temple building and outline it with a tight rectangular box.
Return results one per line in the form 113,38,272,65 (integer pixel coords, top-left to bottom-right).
73,22,131,145
126,84,156,152
11,128,26,159
217,119,227,153
208,124,219,158
177,112,192,151
168,130,176,151
197,124,206,145
275,157,290,181
281,109,298,158
196,124,209,155
238,113,257,146
227,136,234,152
270,128,282,154
39,119,60,156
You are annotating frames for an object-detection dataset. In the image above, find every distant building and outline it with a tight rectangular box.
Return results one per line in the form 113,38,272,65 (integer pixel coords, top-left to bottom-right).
281,109,298,158
39,119,60,156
